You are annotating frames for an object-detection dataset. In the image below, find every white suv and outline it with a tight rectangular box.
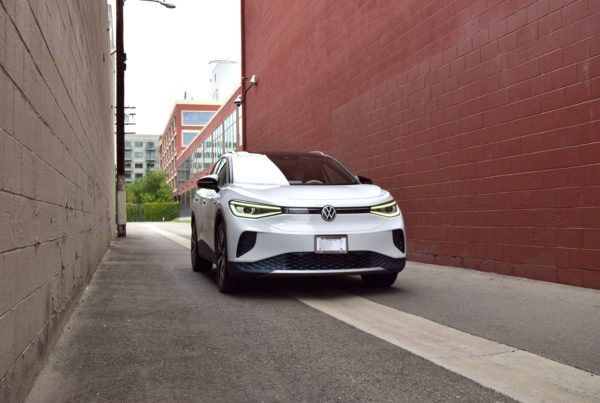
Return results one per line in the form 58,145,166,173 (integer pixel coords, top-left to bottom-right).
191,151,406,292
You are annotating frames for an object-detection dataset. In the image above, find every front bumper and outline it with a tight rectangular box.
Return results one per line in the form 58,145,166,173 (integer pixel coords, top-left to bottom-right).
225,212,406,278
229,252,406,278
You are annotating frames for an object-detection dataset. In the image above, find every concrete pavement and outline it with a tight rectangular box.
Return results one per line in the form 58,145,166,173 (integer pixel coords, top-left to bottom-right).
26,222,600,402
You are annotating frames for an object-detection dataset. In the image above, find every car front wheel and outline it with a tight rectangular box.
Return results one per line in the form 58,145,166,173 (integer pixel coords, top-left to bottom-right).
215,222,239,293
361,272,398,287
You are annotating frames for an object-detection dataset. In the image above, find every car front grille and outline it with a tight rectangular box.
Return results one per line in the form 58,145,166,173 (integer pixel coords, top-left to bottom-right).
236,251,405,273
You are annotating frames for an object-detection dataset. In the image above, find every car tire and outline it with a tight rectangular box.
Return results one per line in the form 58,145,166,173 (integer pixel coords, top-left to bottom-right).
191,220,212,272
215,222,239,293
361,272,398,287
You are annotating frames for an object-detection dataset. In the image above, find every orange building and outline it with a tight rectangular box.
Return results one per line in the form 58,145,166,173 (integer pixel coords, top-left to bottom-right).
159,100,222,190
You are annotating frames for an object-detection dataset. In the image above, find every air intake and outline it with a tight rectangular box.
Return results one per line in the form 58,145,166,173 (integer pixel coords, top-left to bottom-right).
393,229,405,253
236,231,257,257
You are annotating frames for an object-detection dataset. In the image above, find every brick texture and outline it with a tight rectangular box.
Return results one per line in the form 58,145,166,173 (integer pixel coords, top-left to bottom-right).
0,1,114,400
243,0,600,289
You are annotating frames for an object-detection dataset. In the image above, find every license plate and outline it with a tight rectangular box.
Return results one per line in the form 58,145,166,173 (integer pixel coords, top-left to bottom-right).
315,235,348,254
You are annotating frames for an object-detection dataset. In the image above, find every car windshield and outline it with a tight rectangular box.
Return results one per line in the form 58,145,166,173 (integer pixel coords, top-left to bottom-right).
232,153,359,185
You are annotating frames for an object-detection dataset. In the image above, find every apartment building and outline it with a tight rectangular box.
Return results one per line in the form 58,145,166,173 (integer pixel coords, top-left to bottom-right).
124,133,160,182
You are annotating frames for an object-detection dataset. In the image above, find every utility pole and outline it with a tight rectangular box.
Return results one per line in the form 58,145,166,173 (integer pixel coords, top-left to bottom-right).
115,0,175,237
116,0,126,237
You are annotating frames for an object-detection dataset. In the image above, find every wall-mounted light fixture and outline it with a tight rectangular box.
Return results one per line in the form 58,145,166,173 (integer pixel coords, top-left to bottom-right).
244,74,258,93
233,75,258,107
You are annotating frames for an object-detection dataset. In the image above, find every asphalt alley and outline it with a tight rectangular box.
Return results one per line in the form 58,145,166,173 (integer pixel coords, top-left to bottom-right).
146,223,600,402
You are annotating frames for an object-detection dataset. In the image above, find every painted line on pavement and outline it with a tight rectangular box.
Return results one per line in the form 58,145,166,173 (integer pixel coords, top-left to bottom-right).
145,224,190,249
291,289,600,403
147,224,600,402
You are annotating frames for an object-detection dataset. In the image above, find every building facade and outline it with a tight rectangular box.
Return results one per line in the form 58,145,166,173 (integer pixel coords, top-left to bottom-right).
125,134,160,182
159,100,222,190
240,0,600,288
174,87,244,217
0,2,114,400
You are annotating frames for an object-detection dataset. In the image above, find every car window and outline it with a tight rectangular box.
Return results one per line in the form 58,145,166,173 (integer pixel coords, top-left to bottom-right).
232,155,289,185
217,161,228,187
211,159,224,176
232,154,358,185
322,163,352,184
267,154,358,185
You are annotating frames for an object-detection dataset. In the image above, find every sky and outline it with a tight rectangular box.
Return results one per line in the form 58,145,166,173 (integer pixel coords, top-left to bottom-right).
108,0,241,134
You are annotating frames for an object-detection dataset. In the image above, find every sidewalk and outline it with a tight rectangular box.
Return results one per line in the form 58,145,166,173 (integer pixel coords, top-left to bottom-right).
25,222,600,401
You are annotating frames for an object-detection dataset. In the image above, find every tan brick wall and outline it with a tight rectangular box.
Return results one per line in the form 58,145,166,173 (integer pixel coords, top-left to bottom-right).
0,1,115,400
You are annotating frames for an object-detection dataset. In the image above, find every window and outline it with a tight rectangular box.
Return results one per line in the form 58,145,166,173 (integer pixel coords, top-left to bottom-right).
203,138,212,168
238,106,243,147
212,126,223,160
224,111,236,152
134,152,143,158
182,111,215,126
211,158,224,176
195,145,203,174
147,162,155,169
232,154,359,186
135,163,143,169
217,161,228,187
177,156,193,187
268,154,358,185
125,151,132,159
125,162,131,168
232,155,288,185
147,151,155,159
146,141,155,148
125,141,131,148
182,131,199,147
135,141,143,148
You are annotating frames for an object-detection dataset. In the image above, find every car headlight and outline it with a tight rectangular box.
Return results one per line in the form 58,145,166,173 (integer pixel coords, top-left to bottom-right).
370,201,401,217
229,200,282,219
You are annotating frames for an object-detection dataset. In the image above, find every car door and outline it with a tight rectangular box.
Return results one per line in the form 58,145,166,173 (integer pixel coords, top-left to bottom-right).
201,158,228,254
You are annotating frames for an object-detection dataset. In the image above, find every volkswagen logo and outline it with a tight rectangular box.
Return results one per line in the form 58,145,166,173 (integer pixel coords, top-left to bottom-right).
321,205,336,222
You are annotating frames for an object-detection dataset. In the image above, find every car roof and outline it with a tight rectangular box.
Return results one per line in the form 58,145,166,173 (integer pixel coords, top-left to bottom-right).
229,151,330,159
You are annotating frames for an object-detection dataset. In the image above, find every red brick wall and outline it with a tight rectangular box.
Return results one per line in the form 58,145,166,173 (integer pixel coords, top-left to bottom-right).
243,0,600,288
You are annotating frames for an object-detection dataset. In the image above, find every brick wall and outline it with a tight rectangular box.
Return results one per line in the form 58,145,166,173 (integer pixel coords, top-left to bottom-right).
0,1,114,400
243,0,600,288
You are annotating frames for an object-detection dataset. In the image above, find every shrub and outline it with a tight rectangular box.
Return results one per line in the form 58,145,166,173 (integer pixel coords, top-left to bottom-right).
127,202,179,222
145,203,179,221
127,203,145,222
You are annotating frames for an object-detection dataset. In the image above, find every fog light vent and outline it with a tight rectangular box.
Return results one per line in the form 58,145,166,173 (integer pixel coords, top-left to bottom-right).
236,231,257,257
393,229,405,253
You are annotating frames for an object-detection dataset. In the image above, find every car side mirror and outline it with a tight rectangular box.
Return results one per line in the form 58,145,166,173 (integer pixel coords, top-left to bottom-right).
197,175,219,191
357,175,373,184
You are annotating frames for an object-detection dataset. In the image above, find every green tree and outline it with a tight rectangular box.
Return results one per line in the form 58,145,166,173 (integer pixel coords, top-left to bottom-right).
126,171,173,204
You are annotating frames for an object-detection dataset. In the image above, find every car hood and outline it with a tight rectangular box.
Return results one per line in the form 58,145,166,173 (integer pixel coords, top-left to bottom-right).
227,184,392,208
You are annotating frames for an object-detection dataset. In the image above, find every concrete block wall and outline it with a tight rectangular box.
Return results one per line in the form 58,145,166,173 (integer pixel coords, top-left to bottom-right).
0,0,114,400
243,0,600,288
